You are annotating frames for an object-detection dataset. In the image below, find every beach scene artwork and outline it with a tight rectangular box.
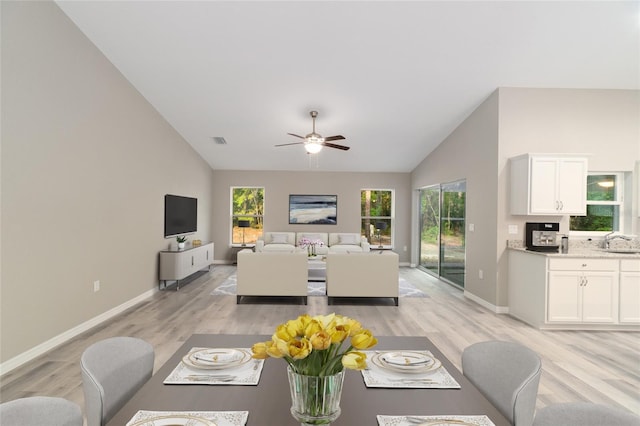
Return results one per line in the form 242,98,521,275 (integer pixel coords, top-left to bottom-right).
289,195,337,224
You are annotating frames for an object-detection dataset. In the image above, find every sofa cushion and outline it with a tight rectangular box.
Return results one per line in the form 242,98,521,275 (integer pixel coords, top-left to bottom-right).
338,234,358,245
270,233,290,244
262,244,297,252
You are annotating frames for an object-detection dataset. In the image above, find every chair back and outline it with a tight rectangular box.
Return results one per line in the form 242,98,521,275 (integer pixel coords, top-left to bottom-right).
533,402,640,426
81,336,154,426
462,341,541,426
0,396,83,426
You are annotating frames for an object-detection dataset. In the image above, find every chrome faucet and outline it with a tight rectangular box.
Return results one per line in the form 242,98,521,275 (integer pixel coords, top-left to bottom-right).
603,232,633,249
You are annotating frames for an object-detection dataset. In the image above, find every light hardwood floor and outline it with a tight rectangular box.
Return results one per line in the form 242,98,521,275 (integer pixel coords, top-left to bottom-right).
1,266,639,420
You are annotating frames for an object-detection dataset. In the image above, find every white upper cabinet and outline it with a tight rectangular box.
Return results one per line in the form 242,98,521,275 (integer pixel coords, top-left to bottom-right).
510,154,588,215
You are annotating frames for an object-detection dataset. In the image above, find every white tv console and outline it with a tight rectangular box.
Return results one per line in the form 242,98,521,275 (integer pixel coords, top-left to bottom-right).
159,242,214,290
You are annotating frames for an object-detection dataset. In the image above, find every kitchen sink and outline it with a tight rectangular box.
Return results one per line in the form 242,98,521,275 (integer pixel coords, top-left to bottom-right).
602,248,640,254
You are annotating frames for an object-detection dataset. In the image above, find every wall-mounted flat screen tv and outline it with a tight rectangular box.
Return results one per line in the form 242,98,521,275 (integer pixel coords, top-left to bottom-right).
164,194,197,238
289,194,337,224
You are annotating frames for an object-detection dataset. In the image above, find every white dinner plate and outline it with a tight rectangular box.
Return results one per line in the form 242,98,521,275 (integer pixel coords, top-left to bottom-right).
381,351,435,368
182,348,250,370
129,414,217,426
372,351,441,374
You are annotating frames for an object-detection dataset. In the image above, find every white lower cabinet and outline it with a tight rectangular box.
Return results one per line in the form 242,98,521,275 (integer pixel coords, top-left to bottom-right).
508,250,638,330
547,259,618,324
548,271,618,323
619,259,640,324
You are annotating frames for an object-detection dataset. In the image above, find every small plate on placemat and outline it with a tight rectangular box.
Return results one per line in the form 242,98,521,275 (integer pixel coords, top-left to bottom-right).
182,348,250,370
129,413,216,425
372,351,441,374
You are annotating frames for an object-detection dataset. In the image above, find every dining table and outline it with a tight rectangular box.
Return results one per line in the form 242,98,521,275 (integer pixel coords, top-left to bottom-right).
106,334,511,426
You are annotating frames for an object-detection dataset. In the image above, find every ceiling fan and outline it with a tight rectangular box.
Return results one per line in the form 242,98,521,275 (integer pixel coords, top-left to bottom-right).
275,111,350,154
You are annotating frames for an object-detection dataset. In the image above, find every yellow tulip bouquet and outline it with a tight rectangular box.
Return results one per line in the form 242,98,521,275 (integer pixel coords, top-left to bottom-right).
251,313,377,376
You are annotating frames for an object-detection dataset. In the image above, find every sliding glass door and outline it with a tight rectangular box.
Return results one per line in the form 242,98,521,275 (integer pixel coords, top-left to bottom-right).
418,180,466,288
418,185,440,274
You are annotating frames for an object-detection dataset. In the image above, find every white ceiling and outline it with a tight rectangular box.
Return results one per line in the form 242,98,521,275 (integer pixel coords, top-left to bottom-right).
56,1,639,173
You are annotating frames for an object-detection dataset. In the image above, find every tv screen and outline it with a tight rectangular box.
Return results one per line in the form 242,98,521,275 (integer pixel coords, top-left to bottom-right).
164,194,197,238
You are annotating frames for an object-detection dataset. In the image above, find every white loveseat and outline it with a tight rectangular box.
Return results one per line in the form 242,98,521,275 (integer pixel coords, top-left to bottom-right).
326,251,399,305
236,249,308,303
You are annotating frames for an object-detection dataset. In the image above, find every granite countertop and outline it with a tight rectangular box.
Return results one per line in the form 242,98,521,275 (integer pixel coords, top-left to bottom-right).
507,239,640,259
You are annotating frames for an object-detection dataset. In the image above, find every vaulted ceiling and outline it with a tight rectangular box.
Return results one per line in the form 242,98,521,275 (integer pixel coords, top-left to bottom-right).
56,1,639,173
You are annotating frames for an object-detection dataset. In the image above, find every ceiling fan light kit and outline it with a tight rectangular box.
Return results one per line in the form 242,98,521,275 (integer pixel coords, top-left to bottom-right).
276,110,350,154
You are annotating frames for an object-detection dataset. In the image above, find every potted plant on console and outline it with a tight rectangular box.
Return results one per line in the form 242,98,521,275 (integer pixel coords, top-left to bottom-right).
176,236,187,250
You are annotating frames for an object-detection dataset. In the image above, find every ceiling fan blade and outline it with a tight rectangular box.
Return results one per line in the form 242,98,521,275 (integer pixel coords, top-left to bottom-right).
287,133,306,139
323,135,345,142
322,142,350,151
275,142,305,147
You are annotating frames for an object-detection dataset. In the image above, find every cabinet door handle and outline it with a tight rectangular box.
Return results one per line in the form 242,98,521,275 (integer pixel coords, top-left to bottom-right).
555,201,559,210
192,256,194,266
559,200,564,210
582,263,587,268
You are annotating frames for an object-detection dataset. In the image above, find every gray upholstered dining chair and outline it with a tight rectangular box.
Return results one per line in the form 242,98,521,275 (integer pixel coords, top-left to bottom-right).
462,341,542,426
81,336,154,426
533,402,640,426
0,396,83,426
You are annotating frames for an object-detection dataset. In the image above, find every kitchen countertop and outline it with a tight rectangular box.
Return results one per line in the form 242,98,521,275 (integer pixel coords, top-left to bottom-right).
508,246,640,259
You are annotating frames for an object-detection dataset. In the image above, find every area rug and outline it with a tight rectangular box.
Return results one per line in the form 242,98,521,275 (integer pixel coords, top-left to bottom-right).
211,274,427,298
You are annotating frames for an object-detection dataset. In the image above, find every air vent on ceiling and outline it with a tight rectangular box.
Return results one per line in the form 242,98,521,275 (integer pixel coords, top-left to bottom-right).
211,137,227,145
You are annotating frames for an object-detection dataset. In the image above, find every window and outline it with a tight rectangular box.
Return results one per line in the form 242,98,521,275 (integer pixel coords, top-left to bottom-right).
570,173,623,234
231,187,264,245
361,189,393,248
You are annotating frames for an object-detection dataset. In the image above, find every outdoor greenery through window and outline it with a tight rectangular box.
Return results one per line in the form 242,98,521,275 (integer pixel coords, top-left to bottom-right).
361,189,393,248
418,180,466,288
231,187,264,245
570,173,623,233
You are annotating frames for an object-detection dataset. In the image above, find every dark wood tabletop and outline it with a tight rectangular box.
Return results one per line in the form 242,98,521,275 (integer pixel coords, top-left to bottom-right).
106,334,510,425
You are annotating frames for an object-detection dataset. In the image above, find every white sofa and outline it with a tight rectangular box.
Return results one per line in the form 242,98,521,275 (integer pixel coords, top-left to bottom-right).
255,232,370,253
236,249,308,303
325,251,399,305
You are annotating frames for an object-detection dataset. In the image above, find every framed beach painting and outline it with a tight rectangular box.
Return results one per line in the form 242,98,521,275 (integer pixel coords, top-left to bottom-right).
289,195,337,224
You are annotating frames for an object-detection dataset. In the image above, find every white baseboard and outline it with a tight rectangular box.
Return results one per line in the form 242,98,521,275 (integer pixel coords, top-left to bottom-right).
0,287,158,376
464,290,509,314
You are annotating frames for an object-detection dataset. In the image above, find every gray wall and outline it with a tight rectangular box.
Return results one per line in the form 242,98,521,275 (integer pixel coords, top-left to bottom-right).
1,1,214,364
412,87,639,309
411,90,500,305
211,170,412,263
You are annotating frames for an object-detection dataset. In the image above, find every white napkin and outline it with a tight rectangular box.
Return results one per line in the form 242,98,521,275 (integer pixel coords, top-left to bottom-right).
376,414,495,426
126,410,249,426
163,347,264,385
361,350,460,389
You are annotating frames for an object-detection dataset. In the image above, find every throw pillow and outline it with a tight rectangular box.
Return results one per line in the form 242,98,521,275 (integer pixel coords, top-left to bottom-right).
270,233,289,244
338,234,358,245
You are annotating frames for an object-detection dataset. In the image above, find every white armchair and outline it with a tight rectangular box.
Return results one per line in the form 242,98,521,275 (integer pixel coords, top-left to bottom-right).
236,249,308,303
326,251,399,305
328,233,370,253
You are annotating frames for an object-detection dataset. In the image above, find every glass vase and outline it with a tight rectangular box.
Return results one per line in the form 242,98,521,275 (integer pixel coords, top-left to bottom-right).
287,366,345,426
